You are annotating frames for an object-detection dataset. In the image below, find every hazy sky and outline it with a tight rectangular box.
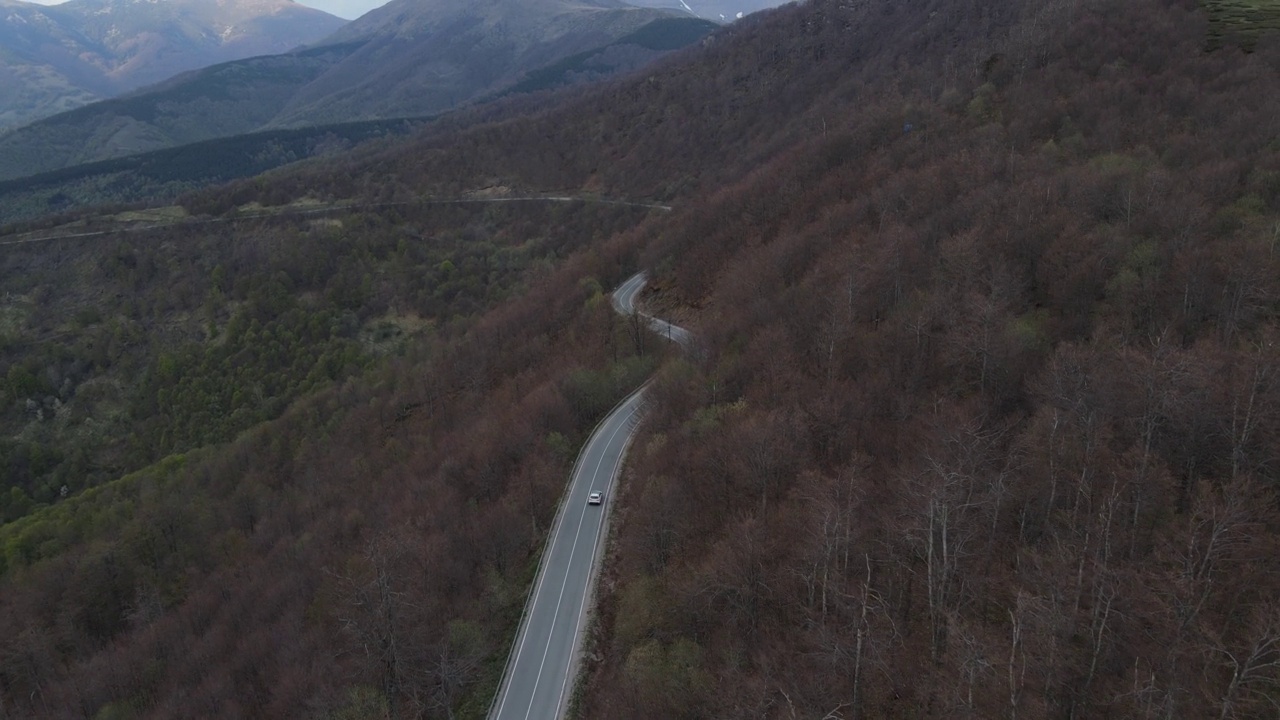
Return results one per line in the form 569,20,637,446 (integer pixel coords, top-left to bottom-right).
295,0,391,19
21,0,393,20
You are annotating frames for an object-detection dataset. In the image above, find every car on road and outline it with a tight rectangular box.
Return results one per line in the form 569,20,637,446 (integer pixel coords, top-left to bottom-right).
588,491,603,505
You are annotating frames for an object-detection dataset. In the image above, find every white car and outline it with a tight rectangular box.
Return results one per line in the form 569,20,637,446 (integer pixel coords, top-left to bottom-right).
587,491,604,506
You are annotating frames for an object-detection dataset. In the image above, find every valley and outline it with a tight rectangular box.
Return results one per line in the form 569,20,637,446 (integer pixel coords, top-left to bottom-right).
0,0,346,131
0,1,716,184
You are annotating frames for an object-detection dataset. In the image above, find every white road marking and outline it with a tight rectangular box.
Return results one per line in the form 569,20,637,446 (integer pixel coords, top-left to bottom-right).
554,394,644,714
492,273,688,720
493,483,570,719
511,402,635,720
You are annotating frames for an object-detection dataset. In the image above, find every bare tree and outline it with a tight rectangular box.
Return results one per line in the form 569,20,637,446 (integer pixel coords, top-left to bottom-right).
1212,604,1280,720
848,554,897,720
334,532,423,718
950,614,994,714
1008,595,1029,720
1172,477,1261,634
909,414,1007,665
428,622,485,720
0,628,55,718
1225,339,1277,482
911,461,982,665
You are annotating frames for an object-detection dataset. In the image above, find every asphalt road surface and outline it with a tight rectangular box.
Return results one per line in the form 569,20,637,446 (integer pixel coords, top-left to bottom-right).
612,272,694,349
489,273,684,720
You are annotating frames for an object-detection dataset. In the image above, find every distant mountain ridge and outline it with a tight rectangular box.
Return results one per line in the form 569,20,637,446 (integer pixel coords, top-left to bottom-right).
0,0,698,182
0,0,346,130
266,0,683,129
0,17,718,224
630,0,787,21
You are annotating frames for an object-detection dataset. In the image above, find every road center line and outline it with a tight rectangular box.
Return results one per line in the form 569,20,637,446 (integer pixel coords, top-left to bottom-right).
518,404,635,720
553,395,644,714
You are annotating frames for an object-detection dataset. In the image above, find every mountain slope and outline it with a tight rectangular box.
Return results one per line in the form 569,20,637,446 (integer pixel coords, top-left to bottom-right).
0,18,721,226
1,0,1278,717
197,0,1280,717
269,0,678,127
0,42,367,182
0,0,345,131
629,0,786,22
0,0,687,182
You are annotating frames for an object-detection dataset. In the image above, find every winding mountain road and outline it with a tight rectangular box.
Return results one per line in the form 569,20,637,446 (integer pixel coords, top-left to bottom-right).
489,272,687,720
612,272,694,350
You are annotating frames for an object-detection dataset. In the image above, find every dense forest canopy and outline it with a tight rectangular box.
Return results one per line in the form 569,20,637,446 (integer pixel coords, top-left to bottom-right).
0,198,665,717
1,0,1279,717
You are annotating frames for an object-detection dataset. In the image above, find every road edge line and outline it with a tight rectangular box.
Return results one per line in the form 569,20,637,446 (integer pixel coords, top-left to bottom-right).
485,380,653,720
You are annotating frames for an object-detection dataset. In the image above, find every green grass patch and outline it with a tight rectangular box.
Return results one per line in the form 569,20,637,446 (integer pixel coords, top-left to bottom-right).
0,453,188,576
1204,0,1280,50
110,206,189,224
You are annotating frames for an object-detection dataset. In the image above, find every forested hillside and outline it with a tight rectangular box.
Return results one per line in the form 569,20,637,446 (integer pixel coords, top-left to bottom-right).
576,1,1280,717
0,115,424,225
0,199,665,717
0,199,654,523
1,0,1278,717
